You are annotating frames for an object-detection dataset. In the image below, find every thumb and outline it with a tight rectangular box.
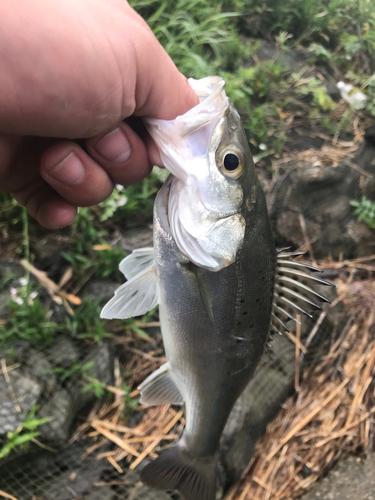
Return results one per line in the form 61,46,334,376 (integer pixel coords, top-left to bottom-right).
128,7,199,120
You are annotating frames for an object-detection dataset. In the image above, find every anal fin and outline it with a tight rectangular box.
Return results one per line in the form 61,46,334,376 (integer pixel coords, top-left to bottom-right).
138,363,183,406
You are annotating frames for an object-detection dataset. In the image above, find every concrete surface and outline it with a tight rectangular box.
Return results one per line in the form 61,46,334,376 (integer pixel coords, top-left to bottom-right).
301,454,375,500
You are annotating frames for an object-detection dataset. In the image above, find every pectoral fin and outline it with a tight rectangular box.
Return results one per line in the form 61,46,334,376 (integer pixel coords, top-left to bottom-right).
119,247,155,279
100,264,159,319
138,362,183,406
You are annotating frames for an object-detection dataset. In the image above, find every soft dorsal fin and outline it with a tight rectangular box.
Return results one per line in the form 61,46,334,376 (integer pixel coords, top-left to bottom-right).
119,247,155,280
101,262,158,320
269,250,333,338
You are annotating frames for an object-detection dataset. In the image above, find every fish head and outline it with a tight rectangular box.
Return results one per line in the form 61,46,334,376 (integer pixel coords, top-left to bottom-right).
146,77,258,271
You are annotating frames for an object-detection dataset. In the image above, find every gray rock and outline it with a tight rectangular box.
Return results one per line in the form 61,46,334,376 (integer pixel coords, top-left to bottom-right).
46,335,80,367
37,387,77,445
0,371,42,435
0,291,10,319
49,300,71,324
82,280,121,306
31,235,71,281
82,486,117,500
277,210,321,247
120,227,153,252
0,262,25,289
23,348,56,394
32,235,69,263
79,342,114,408
268,158,375,259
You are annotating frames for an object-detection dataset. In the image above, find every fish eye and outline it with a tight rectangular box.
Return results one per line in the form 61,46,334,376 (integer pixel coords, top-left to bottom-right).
220,147,245,179
224,153,239,171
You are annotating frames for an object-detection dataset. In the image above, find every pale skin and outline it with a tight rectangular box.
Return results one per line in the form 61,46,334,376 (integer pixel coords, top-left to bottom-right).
0,0,199,229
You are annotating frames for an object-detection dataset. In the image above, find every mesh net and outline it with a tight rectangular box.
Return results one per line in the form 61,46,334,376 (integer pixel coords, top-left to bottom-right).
1,41,375,500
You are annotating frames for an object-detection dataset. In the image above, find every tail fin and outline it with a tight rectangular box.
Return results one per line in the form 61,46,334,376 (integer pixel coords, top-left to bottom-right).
140,442,217,500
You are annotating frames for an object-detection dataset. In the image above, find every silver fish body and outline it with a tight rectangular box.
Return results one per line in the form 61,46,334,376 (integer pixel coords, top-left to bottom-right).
140,104,276,499
155,145,275,452
101,78,332,500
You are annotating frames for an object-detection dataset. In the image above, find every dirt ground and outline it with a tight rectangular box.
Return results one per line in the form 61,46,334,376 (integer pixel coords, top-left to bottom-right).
300,453,375,500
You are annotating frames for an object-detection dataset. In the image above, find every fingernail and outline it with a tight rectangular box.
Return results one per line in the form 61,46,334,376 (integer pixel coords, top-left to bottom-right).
95,127,131,163
47,153,85,185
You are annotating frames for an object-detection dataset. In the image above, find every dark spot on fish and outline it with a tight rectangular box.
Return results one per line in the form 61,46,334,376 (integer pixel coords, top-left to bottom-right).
255,298,260,303
249,324,254,328
237,322,242,325
131,291,138,297
240,299,245,303
243,311,248,315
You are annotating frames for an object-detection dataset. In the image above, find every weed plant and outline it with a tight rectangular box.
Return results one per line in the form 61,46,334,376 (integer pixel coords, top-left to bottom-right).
351,197,375,229
0,406,51,459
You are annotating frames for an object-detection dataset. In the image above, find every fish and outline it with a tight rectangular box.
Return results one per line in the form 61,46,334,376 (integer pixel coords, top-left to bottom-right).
101,76,332,500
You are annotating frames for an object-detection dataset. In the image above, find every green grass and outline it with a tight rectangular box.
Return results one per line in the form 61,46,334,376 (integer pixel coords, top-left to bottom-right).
0,406,51,459
65,297,113,344
0,284,57,346
351,197,375,229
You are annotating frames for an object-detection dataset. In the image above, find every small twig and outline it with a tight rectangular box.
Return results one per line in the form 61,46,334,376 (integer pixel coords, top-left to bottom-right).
107,456,123,474
1,359,21,412
314,406,375,448
343,160,374,178
0,363,20,375
130,410,183,470
134,321,161,328
0,491,18,500
91,419,144,436
127,347,166,363
295,315,301,392
93,481,128,487
299,212,316,267
285,331,307,354
65,486,78,499
266,352,369,461
90,422,140,457
30,438,57,453
252,476,277,495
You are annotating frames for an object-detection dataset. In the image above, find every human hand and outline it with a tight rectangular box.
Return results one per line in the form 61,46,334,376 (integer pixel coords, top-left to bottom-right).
0,0,198,229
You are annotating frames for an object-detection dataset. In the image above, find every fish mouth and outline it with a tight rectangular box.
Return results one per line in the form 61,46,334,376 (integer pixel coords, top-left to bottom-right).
155,175,173,234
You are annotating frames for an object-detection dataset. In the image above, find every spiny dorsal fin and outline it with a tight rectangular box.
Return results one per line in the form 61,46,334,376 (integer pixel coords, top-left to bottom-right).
269,252,333,338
